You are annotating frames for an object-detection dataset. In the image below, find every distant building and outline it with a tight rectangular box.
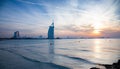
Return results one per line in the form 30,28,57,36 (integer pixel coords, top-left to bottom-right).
13,31,20,38
48,21,54,39
39,35,43,39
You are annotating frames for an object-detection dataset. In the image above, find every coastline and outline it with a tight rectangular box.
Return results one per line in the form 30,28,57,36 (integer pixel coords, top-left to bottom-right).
90,59,120,69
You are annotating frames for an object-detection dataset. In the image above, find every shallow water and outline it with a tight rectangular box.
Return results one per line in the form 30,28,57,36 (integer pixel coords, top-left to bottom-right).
0,39,120,69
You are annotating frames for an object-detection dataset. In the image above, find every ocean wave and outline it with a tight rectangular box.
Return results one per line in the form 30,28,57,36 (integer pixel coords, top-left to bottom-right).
59,54,94,64
0,48,70,69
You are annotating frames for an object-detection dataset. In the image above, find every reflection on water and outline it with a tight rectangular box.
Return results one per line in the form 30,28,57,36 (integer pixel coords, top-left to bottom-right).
48,40,54,62
91,39,120,64
93,39,102,58
0,39,120,69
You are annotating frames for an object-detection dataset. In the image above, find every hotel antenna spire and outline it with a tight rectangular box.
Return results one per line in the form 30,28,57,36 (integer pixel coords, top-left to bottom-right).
51,19,54,27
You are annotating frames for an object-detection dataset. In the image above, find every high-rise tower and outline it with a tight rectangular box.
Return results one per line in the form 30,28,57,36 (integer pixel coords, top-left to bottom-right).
48,21,54,39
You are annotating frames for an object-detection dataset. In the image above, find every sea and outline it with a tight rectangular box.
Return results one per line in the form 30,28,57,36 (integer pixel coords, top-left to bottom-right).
0,39,120,69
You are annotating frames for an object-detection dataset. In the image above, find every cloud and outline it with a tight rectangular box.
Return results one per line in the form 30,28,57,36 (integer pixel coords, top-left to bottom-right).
101,28,120,38
0,0,120,38
16,0,48,7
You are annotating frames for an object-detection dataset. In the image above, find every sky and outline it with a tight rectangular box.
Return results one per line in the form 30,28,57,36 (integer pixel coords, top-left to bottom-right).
0,0,120,38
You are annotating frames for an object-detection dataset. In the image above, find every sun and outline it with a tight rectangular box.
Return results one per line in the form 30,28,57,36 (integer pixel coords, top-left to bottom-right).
92,30,101,35
92,22,103,36
91,30,101,37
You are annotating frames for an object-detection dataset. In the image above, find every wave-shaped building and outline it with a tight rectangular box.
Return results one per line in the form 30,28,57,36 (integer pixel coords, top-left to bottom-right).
13,31,20,38
48,21,54,39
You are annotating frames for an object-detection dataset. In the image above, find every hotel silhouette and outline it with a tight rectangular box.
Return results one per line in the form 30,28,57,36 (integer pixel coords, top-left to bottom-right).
48,21,54,39
13,31,20,38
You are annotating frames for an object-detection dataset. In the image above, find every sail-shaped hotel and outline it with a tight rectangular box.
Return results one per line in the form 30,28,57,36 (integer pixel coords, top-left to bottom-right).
48,21,54,39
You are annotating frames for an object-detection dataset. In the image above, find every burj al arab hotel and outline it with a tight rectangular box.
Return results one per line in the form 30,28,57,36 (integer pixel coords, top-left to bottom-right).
48,21,54,39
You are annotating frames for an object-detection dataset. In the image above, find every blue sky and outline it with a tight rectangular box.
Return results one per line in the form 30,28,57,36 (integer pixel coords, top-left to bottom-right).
0,0,120,38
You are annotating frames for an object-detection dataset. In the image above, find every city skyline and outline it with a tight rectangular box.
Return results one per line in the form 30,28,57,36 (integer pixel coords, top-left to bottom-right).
0,0,120,38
